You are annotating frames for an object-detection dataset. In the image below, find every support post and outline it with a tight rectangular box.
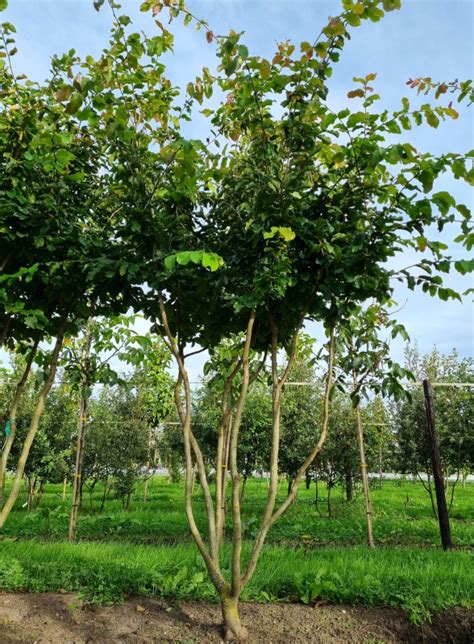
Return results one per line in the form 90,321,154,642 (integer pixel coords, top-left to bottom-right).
422,379,452,550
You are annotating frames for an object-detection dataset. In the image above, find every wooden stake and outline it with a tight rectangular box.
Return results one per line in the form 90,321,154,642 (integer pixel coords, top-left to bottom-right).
422,379,452,550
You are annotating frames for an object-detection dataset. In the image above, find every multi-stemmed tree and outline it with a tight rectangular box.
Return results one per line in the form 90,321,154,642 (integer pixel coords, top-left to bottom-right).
128,1,472,637
0,0,472,638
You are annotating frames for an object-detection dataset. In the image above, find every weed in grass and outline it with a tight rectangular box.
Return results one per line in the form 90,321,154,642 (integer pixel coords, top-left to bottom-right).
77,571,125,606
0,554,25,591
291,569,342,605
397,594,433,626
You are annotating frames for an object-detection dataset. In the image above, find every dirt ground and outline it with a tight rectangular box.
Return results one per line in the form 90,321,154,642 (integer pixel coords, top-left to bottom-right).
0,593,472,644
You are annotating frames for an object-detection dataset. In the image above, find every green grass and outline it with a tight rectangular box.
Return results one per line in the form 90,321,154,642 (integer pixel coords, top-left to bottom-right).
1,477,473,621
2,477,473,548
0,539,472,623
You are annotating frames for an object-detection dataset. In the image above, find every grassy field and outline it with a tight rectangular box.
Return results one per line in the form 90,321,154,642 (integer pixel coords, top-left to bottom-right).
1,476,473,546
0,477,473,622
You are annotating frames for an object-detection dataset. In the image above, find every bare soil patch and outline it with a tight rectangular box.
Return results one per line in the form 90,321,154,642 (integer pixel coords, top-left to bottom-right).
0,593,472,643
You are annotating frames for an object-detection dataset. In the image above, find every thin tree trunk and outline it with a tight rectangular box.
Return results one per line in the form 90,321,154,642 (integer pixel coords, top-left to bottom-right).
220,590,248,641
69,395,89,539
62,477,67,502
68,323,93,541
100,476,109,512
379,443,383,488
144,425,153,503
448,471,460,513
216,366,239,550
35,480,45,509
314,477,322,516
158,297,226,590
241,327,336,589
426,474,438,519
354,397,375,548
0,338,40,508
0,327,66,530
26,476,36,512
327,478,332,518
220,414,233,544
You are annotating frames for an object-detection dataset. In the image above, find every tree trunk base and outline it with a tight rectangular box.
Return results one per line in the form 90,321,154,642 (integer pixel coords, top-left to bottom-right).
221,595,248,641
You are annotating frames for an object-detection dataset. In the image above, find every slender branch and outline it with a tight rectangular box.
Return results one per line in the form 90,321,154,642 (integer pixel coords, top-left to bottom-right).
0,337,40,506
216,357,242,551
249,349,267,386
0,319,67,529
157,296,224,589
183,346,207,359
229,311,256,596
241,326,336,588
0,253,11,273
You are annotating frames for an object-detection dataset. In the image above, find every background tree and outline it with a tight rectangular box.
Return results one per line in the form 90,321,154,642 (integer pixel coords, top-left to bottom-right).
280,335,321,497
393,345,473,514
0,11,135,529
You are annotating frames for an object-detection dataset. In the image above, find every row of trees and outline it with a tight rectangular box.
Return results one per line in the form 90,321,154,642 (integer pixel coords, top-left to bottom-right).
1,0,472,637
2,341,471,518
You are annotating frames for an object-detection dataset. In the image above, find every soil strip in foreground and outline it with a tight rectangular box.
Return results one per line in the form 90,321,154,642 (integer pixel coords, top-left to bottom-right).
0,593,472,643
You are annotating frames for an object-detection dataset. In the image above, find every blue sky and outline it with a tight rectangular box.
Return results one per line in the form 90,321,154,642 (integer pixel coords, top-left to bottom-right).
2,0,473,376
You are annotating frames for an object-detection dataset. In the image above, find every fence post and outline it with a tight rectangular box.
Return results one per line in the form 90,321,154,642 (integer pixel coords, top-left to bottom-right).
422,378,452,550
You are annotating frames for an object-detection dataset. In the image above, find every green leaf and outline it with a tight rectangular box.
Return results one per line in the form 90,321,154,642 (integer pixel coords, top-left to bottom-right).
176,251,192,266
324,17,345,37
164,255,176,271
65,93,83,115
56,149,76,166
347,112,365,127
368,6,384,21
425,110,439,129
263,226,296,242
0,0,8,10
432,191,455,215
454,259,474,275
382,0,401,10
321,113,337,129
419,169,434,193
201,252,223,271
386,120,401,134
279,227,296,242
67,172,85,183
415,237,427,252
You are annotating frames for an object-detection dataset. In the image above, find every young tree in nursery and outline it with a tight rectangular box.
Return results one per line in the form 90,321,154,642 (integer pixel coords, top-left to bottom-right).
54,0,473,636
62,315,147,539
279,335,321,497
115,0,471,636
0,8,135,529
83,383,149,511
128,336,175,501
393,345,473,515
19,380,78,512
335,304,413,546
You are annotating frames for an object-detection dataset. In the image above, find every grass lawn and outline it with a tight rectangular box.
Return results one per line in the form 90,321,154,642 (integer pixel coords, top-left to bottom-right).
0,477,472,622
